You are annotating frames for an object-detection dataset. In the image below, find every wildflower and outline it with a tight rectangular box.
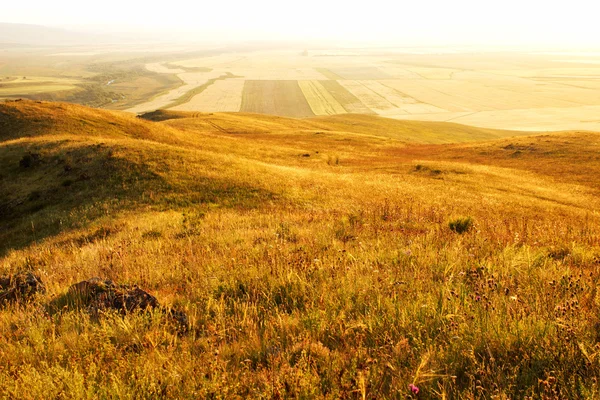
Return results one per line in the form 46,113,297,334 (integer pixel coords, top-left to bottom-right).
409,383,419,395
475,295,481,301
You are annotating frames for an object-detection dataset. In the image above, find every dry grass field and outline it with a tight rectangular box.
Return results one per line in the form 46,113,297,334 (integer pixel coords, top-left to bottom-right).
1,99,600,398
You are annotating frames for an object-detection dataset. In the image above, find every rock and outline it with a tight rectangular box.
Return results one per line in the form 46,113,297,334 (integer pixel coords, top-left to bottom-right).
19,152,41,169
68,277,159,312
0,271,46,304
67,277,188,332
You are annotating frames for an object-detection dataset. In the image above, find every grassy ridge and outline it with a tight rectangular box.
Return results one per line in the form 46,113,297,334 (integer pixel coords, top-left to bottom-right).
1,100,600,398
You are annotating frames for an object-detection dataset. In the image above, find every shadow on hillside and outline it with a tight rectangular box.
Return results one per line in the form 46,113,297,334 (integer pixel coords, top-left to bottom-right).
137,110,189,122
0,140,277,258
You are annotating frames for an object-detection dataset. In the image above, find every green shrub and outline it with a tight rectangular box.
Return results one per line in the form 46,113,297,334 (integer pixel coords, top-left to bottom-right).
448,216,473,234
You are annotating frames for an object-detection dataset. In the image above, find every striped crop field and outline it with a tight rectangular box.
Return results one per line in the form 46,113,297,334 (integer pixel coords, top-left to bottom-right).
240,80,315,118
298,80,346,115
319,80,375,114
339,80,397,112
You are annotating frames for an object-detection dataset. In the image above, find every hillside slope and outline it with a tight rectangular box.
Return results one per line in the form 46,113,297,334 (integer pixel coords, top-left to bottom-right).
1,100,599,398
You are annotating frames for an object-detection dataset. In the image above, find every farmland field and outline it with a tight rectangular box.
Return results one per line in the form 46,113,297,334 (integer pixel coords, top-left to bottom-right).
126,70,229,114
328,66,392,80
240,80,314,117
298,80,346,115
0,76,80,96
338,80,397,112
319,80,375,114
171,79,244,112
0,45,186,108
5,45,600,131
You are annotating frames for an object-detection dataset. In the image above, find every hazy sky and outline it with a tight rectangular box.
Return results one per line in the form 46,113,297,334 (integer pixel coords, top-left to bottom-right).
3,0,600,47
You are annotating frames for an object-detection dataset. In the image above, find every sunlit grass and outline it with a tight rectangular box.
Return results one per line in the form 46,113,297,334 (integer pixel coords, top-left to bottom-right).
1,100,600,398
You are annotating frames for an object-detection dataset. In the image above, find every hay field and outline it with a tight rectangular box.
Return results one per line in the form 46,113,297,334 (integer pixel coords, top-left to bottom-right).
171,79,244,112
444,105,600,131
319,80,375,114
338,80,397,112
0,76,80,98
240,80,314,117
328,66,391,80
145,62,186,74
126,69,228,113
298,80,346,115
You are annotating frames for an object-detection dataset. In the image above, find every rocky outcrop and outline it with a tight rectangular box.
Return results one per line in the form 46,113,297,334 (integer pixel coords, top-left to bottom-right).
0,272,188,333
66,277,188,332
68,277,160,312
0,271,46,304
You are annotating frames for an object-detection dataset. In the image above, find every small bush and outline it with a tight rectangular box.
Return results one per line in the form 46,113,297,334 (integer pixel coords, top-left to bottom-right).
19,153,41,169
548,245,570,260
142,230,163,239
449,216,473,234
275,222,298,243
414,164,442,175
327,155,340,166
27,191,42,201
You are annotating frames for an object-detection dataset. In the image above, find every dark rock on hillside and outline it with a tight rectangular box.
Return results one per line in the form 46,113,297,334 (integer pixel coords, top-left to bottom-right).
19,152,41,168
68,277,159,311
67,277,188,332
0,271,46,304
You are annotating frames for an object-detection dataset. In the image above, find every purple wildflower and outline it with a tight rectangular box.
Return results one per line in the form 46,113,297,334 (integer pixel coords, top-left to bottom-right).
409,383,419,395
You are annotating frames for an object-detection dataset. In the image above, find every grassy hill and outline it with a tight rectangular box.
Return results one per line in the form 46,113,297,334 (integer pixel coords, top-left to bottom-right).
1,100,599,398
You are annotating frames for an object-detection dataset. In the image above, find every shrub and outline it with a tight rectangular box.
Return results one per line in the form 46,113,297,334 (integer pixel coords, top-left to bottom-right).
448,216,473,234
19,152,41,168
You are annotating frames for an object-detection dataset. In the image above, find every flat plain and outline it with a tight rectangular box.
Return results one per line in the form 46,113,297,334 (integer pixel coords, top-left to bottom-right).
5,45,600,131
162,50,600,131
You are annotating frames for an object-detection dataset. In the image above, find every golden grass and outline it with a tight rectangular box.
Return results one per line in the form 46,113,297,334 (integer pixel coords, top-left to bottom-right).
1,100,600,398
